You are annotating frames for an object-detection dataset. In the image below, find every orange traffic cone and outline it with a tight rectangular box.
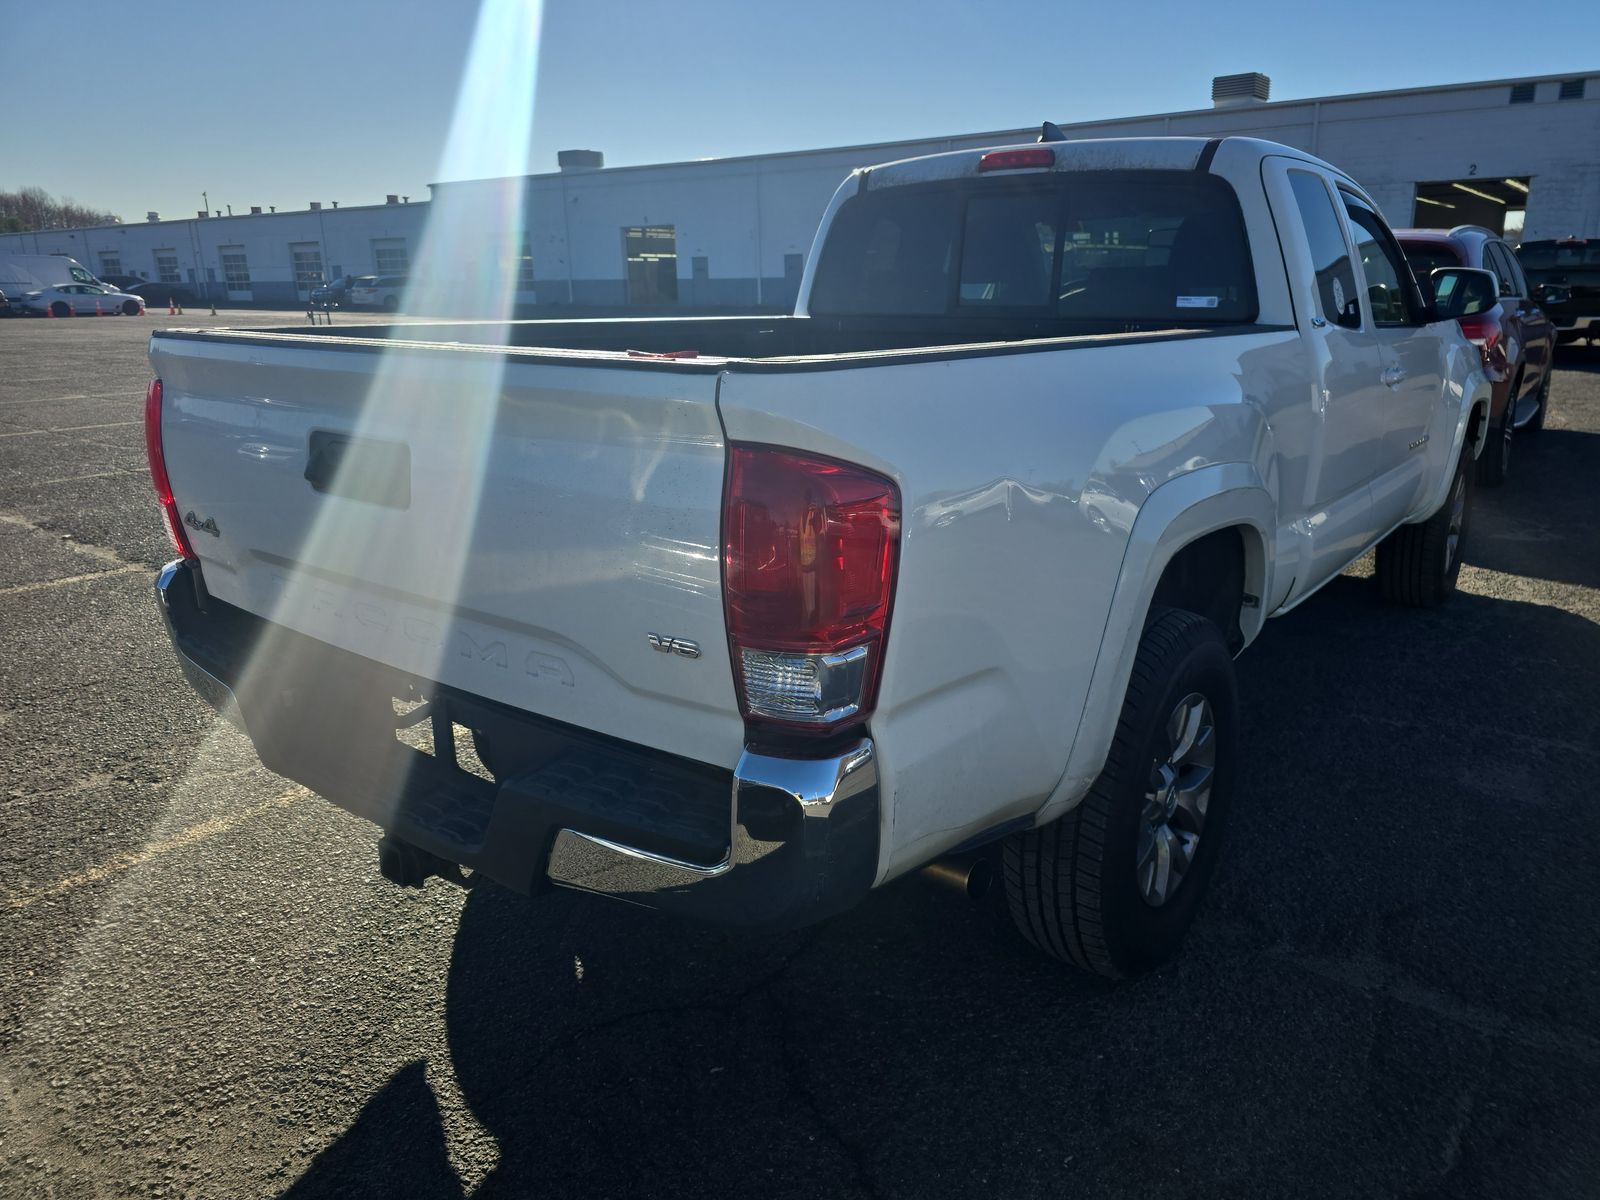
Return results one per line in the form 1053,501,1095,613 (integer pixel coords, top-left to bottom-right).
168,298,177,315
95,300,103,316
138,301,146,316
45,304,54,317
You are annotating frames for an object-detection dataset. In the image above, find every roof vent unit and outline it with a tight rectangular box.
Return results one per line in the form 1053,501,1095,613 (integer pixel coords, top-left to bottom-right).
250,206,262,214
1559,78,1586,100
1510,82,1536,104
558,149,604,172
386,194,399,204
196,210,209,219
310,201,322,210
146,211,160,223
1212,72,1271,108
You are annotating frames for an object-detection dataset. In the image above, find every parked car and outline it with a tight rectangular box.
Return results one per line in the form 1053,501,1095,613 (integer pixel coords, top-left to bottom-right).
1398,226,1554,484
309,274,358,309
0,288,12,318
126,280,198,309
1516,237,1600,345
147,135,1491,979
96,273,150,292
18,283,144,317
348,275,406,312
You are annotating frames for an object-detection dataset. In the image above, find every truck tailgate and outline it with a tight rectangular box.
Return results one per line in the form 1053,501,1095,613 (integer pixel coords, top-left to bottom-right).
150,334,743,768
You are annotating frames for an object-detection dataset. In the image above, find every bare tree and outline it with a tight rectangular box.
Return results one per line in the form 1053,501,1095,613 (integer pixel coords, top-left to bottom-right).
0,187,121,232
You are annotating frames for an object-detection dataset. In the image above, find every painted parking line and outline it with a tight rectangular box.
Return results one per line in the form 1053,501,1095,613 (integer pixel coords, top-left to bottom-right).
1,787,308,911
0,421,142,439
0,564,145,596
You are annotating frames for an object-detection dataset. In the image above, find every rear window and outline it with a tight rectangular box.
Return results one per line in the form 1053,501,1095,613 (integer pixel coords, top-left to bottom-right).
808,170,1258,325
1401,243,1463,279
1517,241,1600,269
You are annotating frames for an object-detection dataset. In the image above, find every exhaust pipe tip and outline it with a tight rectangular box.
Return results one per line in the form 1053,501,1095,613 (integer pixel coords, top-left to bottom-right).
920,855,994,901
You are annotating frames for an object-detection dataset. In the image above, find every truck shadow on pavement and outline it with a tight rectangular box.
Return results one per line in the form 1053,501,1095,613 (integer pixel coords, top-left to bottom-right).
283,464,1600,1199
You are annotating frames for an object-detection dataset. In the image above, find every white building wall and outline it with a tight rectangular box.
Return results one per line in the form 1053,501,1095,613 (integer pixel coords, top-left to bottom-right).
4,70,1594,309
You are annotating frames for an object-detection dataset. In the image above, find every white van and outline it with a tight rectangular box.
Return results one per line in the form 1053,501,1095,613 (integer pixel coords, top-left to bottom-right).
0,254,102,296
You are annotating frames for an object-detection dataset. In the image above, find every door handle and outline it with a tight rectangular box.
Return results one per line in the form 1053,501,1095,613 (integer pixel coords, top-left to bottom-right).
1381,366,1406,388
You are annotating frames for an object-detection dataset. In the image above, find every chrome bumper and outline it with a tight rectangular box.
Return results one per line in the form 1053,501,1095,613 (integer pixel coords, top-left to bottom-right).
155,559,244,729
154,558,880,930
545,740,879,926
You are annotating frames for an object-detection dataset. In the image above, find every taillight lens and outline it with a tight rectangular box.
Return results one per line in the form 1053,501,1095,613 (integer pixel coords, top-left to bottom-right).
144,378,195,559
1458,312,1501,351
722,445,900,734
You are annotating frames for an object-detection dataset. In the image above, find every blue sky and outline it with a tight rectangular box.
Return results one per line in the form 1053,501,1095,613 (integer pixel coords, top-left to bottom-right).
5,0,1598,222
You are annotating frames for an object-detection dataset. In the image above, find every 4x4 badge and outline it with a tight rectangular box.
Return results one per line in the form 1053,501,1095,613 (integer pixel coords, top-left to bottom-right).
184,511,221,537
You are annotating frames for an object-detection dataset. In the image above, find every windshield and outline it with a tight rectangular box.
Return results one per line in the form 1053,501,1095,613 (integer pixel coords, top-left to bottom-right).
1518,240,1600,269
808,170,1258,326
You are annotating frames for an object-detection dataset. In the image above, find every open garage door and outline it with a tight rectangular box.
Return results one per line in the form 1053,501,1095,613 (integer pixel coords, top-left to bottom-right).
1413,177,1529,238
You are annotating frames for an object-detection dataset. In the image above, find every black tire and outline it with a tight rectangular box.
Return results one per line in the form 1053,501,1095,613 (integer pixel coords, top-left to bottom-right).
1375,445,1471,608
1002,608,1238,979
50,301,70,318
121,300,140,316
1525,367,1550,433
1476,381,1515,487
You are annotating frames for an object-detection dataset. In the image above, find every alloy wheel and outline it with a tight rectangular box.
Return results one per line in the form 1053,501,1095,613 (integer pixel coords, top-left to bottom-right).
1136,692,1215,907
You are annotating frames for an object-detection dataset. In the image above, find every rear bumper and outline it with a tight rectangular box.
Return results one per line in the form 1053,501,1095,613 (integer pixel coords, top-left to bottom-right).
1554,315,1598,336
155,559,879,930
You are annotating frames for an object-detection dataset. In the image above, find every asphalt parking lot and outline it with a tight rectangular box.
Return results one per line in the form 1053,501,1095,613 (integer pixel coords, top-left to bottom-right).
1,312,1598,1199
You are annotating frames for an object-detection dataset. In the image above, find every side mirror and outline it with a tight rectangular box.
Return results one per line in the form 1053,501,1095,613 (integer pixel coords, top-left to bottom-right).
1429,267,1499,321
1536,283,1572,306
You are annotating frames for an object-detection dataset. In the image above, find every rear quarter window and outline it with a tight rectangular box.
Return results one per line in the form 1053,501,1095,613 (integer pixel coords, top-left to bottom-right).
808,170,1257,326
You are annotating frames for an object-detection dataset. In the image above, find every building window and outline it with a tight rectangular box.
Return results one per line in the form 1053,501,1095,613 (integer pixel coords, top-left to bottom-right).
155,251,181,284
372,237,409,275
98,252,122,277
290,242,324,286
1559,78,1586,100
1509,82,1536,104
219,246,250,286
517,232,535,288
623,226,678,305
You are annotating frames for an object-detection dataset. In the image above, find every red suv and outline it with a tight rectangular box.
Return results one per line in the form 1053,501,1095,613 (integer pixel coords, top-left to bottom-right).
1397,226,1554,486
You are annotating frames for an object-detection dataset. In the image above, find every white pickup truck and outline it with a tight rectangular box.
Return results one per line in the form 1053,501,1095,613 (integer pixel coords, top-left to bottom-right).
147,135,1493,978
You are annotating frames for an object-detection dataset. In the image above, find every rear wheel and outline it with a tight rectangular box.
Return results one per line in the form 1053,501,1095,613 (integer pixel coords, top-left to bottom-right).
1525,368,1550,433
1002,608,1237,979
1476,382,1516,487
1375,445,1470,607
49,301,70,318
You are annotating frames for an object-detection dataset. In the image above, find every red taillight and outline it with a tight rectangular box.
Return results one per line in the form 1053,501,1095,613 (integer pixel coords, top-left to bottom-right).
144,378,195,559
1457,313,1502,367
722,445,900,734
977,147,1055,173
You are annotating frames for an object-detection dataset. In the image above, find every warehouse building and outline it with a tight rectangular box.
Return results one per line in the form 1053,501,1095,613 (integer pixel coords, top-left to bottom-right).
4,68,1595,312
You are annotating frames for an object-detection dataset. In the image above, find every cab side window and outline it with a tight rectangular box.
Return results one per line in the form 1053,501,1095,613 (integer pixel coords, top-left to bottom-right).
1486,242,1524,298
1287,170,1359,327
1341,197,1421,326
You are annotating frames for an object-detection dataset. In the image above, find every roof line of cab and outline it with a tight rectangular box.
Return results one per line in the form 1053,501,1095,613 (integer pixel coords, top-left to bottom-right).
855,135,1349,192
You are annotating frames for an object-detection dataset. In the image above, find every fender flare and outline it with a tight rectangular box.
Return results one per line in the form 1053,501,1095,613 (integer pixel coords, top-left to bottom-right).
1412,368,1492,523
1034,463,1276,826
